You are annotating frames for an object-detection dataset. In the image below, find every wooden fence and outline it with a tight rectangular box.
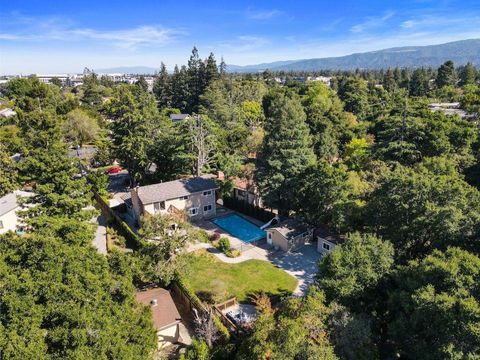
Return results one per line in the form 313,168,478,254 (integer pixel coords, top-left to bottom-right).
92,190,141,249
223,196,275,223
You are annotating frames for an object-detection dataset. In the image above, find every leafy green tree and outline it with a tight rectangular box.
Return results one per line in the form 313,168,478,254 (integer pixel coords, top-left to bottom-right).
136,75,149,92
0,232,157,359
294,161,353,231
170,65,189,111
256,90,315,215
459,62,477,87
81,74,104,109
366,162,480,259
328,304,378,360
106,84,158,186
318,232,394,308
18,144,91,218
0,143,18,196
63,108,100,146
461,84,480,116
181,339,211,360
436,60,457,88
336,77,369,120
343,137,371,171
153,62,171,108
303,82,355,161
409,68,430,97
237,287,338,360
135,214,193,285
387,248,480,359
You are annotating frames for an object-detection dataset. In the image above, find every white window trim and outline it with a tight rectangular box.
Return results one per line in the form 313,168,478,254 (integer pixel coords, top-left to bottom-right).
189,207,199,216
203,190,212,196
323,242,330,250
203,204,212,212
179,195,189,200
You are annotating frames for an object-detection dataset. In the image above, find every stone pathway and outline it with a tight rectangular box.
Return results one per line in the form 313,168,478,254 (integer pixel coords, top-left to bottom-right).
91,215,107,255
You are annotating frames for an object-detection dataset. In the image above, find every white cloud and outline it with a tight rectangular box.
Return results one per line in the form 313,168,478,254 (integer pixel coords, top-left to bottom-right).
0,22,183,49
218,35,269,52
246,8,283,20
351,11,395,33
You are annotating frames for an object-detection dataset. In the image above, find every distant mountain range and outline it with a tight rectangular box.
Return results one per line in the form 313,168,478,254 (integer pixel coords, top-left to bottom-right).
93,39,480,75
228,39,480,72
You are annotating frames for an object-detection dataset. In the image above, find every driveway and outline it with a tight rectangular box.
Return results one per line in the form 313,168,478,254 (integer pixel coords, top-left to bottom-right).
268,244,321,296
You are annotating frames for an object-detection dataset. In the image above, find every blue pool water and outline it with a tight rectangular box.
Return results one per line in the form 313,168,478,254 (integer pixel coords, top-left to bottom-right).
212,214,266,243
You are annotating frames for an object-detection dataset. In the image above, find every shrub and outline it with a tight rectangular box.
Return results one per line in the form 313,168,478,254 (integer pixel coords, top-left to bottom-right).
225,249,241,258
196,229,210,243
217,237,230,253
209,232,221,242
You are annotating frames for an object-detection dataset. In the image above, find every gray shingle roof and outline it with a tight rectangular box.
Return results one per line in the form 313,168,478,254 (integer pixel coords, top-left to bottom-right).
170,114,190,122
136,176,218,204
0,190,34,217
269,219,309,241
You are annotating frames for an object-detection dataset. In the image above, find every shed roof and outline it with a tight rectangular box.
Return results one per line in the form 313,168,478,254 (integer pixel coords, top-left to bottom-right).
135,288,181,331
314,227,345,245
136,175,218,205
268,219,309,241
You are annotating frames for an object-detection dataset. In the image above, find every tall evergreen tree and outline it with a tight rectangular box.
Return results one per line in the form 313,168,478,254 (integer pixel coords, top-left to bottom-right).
409,68,430,96
153,62,171,108
436,60,456,88
256,90,315,215
459,62,477,87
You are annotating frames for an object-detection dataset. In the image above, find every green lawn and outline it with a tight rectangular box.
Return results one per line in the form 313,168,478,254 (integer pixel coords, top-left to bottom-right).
181,250,298,303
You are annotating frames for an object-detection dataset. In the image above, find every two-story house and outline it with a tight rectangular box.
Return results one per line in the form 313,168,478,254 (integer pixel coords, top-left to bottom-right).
130,175,218,222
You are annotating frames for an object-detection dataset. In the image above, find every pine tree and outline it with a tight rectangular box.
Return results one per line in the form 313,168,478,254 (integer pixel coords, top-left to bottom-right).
383,68,396,92
187,46,202,113
256,90,315,215
170,65,189,111
409,68,430,96
153,62,171,108
459,62,477,87
219,57,227,77
436,60,456,88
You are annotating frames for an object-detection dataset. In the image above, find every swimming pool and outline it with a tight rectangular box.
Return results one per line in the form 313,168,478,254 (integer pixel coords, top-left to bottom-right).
212,214,266,243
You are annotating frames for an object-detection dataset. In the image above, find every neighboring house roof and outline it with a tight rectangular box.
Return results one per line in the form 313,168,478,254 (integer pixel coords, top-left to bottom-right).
170,114,190,122
136,175,218,204
0,108,16,118
233,177,255,191
136,288,181,331
0,190,34,217
268,219,309,241
315,227,345,245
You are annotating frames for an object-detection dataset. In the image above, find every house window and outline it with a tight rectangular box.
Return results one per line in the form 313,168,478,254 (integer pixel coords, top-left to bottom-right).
203,190,212,196
189,207,198,216
0,220,3,229
179,195,189,200
154,201,165,213
323,242,331,251
203,204,212,212
268,232,272,240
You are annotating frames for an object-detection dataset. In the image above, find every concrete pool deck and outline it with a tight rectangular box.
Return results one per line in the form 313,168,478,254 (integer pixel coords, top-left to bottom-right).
190,212,321,295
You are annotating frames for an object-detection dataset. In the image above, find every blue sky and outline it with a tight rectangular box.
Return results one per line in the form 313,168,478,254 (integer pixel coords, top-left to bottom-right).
1,0,480,74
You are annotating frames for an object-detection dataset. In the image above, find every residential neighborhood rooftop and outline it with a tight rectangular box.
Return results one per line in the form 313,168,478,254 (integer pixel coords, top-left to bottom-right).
314,227,345,245
135,288,181,331
170,113,190,122
269,218,309,240
135,175,218,204
0,190,34,217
